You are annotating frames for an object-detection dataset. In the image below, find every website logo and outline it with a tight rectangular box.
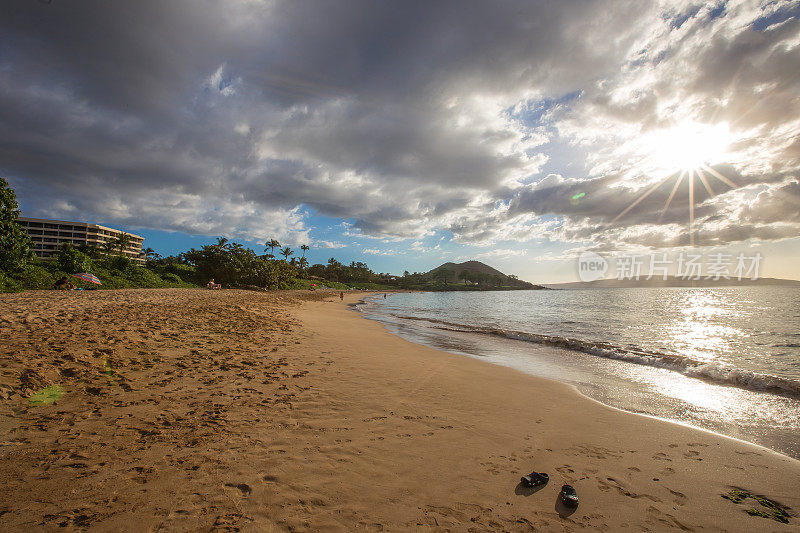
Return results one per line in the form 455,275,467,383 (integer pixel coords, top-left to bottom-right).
578,251,608,282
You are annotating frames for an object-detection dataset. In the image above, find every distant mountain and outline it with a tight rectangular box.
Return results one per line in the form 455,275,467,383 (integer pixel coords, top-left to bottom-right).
543,276,800,289
427,260,541,289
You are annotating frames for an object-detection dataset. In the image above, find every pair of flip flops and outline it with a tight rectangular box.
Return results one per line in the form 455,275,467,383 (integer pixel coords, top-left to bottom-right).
520,471,579,509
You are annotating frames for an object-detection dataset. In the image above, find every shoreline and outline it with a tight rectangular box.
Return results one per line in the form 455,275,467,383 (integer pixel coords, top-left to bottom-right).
352,292,800,462
357,291,798,463
1,288,798,531
356,291,800,460
296,294,800,530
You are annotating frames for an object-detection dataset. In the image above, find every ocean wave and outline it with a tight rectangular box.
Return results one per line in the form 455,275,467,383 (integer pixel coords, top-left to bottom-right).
385,313,800,398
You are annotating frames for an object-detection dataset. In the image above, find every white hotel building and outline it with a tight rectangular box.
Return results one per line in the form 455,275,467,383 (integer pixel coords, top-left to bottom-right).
16,217,145,265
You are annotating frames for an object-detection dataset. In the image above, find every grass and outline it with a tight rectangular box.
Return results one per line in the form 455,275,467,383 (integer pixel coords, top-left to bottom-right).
28,385,64,406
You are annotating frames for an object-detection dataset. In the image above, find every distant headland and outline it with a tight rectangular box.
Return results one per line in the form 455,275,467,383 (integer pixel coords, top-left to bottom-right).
397,260,545,291
543,276,800,289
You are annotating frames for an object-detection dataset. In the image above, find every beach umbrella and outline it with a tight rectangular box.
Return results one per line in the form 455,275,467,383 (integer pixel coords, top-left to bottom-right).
72,272,102,285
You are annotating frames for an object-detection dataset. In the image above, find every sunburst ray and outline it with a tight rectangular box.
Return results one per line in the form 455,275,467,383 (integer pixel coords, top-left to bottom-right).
657,170,686,224
696,167,715,197
611,174,673,225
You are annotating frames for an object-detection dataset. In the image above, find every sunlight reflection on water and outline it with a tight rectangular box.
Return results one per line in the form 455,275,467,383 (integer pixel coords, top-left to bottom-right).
359,287,800,458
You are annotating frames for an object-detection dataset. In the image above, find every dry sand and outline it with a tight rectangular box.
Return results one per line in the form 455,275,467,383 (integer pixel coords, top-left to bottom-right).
0,288,798,531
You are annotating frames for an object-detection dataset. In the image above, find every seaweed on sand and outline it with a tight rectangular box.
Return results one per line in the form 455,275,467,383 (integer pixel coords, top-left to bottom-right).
722,489,791,524
27,384,64,406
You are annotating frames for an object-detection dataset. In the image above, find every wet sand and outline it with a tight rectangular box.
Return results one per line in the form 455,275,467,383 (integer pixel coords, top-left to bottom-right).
0,288,798,531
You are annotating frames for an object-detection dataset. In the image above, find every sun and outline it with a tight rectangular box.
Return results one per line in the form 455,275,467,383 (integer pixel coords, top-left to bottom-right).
650,121,734,172
612,120,738,247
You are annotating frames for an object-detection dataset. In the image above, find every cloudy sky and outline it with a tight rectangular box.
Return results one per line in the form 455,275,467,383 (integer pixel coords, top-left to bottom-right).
2,0,799,282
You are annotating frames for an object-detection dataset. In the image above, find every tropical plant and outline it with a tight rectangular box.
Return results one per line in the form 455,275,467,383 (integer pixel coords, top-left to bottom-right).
183,241,297,288
102,240,116,256
280,246,293,260
78,242,102,259
266,239,280,258
300,244,309,258
113,233,133,256
57,243,92,274
0,177,32,271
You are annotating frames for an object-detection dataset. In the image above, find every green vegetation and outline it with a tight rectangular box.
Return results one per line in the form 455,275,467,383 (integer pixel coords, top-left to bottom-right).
0,177,34,272
0,255,199,292
1,180,543,294
182,239,298,289
388,261,544,291
721,489,749,503
722,489,791,524
285,278,350,290
28,384,64,406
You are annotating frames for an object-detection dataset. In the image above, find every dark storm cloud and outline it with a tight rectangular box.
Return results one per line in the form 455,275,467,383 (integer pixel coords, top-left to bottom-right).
0,0,655,240
0,0,798,247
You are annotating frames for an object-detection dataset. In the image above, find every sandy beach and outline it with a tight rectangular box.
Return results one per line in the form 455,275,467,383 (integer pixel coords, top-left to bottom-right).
0,288,798,531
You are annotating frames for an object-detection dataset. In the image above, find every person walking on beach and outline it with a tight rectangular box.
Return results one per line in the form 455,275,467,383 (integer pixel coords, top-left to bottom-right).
384,293,387,299
340,291,344,301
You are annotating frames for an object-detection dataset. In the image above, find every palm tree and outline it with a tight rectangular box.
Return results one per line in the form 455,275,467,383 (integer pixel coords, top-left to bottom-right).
113,233,132,256
280,246,293,260
102,240,116,256
266,239,280,257
78,242,101,259
216,237,229,249
299,257,308,270
300,244,309,259
142,247,156,260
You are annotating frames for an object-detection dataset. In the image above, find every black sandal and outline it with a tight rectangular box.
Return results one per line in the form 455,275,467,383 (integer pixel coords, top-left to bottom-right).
520,471,549,487
559,484,579,508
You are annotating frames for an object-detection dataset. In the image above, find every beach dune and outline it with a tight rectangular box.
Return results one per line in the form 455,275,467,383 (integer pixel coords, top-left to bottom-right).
0,289,798,531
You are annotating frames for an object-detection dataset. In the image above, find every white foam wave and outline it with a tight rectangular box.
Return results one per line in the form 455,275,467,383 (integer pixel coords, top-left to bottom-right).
388,314,800,398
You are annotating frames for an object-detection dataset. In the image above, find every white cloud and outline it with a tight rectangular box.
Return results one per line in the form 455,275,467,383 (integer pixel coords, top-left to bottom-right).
1,0,797,254
316,240,347,249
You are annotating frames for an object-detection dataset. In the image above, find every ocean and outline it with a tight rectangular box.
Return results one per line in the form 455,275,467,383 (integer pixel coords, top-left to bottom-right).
357,287,800,459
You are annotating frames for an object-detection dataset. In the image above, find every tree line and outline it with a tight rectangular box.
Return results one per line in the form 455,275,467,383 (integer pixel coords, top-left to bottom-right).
2,177,532,292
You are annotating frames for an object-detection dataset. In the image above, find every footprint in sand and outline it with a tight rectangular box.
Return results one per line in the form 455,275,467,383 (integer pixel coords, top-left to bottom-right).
666,487,687,506
598,477,662,503
556,465,575,475
224,482,252,496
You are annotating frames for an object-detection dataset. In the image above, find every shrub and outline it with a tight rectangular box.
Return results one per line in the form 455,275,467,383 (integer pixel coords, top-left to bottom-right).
0,271,24,292
183,242,297,289
57,244,93,274
122,266,167,288
22,263,62,290
107,255,132,271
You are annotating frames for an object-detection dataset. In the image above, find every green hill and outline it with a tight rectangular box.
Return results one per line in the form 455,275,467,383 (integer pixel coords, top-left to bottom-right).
426,260,538,289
